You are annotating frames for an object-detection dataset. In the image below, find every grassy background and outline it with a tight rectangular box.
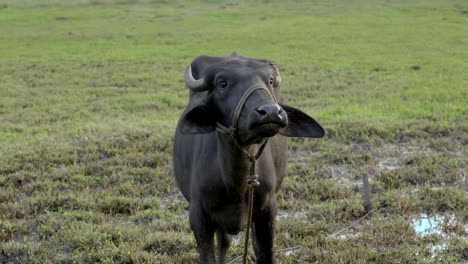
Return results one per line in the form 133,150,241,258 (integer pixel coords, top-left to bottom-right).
0,0,467,263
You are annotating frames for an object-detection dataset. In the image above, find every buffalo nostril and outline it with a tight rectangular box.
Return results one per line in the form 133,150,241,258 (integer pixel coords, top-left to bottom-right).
256,108,267,116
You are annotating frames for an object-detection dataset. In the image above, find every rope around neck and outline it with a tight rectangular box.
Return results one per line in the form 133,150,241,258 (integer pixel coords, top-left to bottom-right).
215,84,277,263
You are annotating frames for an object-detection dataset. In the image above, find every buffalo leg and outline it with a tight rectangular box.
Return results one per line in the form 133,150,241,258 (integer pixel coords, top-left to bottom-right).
190,204,216,264
216,229,232,264
252,205,276,264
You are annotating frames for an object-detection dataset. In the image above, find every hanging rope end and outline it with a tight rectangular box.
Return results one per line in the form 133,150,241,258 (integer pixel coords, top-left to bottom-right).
247,175,260,187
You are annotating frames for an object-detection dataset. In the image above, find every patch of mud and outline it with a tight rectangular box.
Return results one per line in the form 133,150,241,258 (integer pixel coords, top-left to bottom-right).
352,143,371,152
277,210,307,220
328,164,359,187
377,157,402,171
376,143,431,172
160,192,186,207
333,231,359,240
159,192,188,222
329,164,349,178
288,150,320,163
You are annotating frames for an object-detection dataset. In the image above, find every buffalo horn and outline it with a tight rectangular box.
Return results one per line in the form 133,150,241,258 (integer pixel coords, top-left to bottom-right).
184,65,208,92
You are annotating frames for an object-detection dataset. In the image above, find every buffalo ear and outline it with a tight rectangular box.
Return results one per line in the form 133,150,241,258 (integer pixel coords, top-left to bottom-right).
178,99,218,134
279,103,324,138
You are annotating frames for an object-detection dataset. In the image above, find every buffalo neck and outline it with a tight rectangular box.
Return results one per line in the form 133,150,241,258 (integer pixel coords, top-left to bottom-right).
216,131,260,196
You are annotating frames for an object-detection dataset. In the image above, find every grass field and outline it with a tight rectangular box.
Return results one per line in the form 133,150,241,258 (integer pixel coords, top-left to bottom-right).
0,0,467,263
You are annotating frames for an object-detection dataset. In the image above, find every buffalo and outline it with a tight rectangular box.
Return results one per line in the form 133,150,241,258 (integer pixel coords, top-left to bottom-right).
173,52,324,264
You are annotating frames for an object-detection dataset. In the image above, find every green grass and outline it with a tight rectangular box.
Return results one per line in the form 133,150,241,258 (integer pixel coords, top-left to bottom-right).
1,0,467,263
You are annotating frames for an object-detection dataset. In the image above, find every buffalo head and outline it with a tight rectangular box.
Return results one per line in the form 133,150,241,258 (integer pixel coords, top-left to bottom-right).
179,52,324,145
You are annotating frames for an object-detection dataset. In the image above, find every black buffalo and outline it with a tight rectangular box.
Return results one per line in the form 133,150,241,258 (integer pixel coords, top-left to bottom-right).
173,52,324,264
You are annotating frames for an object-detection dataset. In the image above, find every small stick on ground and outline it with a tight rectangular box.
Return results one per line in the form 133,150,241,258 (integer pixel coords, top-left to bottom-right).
227,254,247,264
362,173,373,211
275,245,301,253
328,208,375,238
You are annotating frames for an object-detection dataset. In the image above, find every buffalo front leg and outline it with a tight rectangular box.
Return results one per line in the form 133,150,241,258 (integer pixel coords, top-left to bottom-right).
216,229,232,264
252,205,277,264
190,203,217,264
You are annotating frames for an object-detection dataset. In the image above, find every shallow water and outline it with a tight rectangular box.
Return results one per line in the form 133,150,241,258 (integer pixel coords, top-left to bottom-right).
411,214,444,236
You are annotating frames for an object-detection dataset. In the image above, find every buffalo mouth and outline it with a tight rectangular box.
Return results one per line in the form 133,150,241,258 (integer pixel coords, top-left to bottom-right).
240,122,285,145
251,121,286,138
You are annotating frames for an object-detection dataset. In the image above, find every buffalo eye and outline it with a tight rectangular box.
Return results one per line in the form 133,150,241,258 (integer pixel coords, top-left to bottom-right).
217,79,228,88
269,77,275,87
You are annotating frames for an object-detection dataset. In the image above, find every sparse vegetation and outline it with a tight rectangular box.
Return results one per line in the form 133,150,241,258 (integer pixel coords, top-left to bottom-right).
1,0,467,263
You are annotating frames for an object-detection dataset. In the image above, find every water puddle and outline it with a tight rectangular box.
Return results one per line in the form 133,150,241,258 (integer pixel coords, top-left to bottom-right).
411,214,444,236
411,214,467,259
